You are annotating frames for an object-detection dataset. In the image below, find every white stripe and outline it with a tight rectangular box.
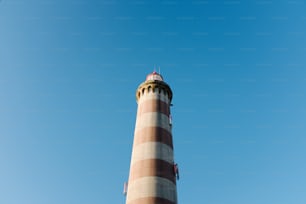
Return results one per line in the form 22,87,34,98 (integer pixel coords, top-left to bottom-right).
130,142,174,165
138,91,170,104
126,176,177,203
135,112,171,133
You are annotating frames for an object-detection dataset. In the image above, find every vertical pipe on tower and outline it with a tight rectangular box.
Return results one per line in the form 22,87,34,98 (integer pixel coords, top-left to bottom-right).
126,72,177,204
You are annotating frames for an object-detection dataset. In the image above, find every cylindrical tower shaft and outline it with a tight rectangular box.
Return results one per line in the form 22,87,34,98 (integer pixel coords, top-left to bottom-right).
126,72,177,204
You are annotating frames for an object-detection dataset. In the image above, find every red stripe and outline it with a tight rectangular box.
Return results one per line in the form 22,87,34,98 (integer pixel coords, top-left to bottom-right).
133,127,173,149
137,99,170,116
129,159,176,184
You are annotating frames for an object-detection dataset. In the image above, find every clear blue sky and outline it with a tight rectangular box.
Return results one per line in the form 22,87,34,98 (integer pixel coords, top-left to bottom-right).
1,0,306,203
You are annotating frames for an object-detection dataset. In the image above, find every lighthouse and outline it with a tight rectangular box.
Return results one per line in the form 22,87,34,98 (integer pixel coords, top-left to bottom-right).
125,72,178,204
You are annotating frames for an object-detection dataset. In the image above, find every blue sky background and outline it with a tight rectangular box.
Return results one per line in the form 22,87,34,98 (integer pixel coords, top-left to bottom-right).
1,0,306,203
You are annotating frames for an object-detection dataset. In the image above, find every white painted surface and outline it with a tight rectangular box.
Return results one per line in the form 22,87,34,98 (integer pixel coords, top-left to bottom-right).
130,142,174,165
135,112,171,133
138,91,169,104
126,176,177,203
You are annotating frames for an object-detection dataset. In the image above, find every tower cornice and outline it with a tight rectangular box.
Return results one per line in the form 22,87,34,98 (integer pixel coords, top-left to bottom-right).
136,80,173,103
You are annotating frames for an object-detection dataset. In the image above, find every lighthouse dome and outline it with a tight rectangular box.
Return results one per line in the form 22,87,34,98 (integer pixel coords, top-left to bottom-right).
146,71,163,81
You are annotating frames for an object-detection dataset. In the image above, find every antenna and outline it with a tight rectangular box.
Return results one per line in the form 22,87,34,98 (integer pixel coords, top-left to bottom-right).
153,64,156,73
158,66,161,75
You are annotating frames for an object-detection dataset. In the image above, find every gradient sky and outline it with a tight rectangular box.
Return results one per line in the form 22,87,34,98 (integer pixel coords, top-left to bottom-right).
1,0,306,204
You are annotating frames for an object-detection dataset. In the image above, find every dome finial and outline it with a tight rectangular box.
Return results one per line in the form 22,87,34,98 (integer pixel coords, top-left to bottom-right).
153,64,157,74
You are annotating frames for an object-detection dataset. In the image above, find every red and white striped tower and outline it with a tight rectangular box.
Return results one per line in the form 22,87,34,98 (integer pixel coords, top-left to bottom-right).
125,72,178,204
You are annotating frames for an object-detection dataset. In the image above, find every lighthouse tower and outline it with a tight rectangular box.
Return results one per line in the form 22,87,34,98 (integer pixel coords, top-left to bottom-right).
125,72,178,204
